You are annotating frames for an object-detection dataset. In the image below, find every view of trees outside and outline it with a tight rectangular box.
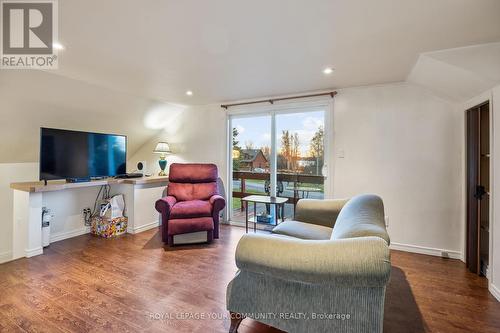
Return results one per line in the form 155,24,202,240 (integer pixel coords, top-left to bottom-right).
232,126,241,171
231,111,325,223
232,111,324,175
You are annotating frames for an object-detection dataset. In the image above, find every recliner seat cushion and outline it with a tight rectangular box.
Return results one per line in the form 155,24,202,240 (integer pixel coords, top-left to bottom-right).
272,220,332,240
170,200,212,219
168,217,214,236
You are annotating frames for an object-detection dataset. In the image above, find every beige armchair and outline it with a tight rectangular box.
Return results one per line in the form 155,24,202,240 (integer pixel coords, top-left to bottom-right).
226,194,391,333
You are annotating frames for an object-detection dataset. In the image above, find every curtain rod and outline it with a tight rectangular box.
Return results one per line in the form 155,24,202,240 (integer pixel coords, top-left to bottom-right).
220,91,337,109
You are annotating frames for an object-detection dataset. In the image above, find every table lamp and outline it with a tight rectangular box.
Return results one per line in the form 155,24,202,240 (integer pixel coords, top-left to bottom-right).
153,142,171,176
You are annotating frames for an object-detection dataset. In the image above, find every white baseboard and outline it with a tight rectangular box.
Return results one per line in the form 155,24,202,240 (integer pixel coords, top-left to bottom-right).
50,226,91,243
131,220,159,234
490,283,500,302
25,247,43,258
390,242,462,260
0,251,13,264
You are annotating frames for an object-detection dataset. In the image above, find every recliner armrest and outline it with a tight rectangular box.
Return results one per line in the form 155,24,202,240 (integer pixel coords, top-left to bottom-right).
210,194,226,214
235,234,390,287
155,196,177,213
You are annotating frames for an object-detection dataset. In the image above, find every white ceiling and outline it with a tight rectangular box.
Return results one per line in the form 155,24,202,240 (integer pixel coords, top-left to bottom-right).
52,0,500,105
1,0,499,163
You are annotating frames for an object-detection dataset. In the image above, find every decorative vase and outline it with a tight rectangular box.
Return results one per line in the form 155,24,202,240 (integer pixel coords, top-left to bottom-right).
158,158,167,176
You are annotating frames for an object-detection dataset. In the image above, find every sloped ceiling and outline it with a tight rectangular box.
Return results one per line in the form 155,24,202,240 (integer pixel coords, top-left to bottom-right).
407,43,500,102
0,71,185,163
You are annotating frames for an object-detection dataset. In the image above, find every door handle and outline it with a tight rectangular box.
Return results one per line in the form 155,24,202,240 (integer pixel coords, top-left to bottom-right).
474,185,486,200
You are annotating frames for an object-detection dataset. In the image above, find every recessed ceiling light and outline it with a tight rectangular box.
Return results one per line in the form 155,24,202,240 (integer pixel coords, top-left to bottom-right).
186,90,193,96
323,67,334,75
53,42,65,50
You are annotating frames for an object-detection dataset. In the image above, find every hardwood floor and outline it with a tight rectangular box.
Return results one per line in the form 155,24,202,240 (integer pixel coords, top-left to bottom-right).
0,225,499,333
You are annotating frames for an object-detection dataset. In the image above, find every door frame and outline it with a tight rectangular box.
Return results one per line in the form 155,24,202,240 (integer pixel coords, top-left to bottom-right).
463,93,494,282
225,98,334,224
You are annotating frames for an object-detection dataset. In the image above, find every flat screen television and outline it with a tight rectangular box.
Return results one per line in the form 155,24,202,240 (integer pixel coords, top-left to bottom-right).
40,128,127,181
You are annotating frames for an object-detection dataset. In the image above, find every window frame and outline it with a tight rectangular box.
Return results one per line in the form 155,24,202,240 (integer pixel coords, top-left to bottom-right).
226,98,334,224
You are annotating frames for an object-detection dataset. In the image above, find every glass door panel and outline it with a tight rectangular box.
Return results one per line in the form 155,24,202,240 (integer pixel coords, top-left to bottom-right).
231,115,271,223
275,110,325,220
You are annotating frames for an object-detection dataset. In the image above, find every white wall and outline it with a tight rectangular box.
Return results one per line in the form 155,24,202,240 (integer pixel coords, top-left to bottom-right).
332,83,463,257
129,105,228,184
0,163,38,263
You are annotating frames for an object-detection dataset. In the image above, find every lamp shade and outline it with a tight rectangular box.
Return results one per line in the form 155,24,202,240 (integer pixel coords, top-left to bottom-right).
154,142,171,154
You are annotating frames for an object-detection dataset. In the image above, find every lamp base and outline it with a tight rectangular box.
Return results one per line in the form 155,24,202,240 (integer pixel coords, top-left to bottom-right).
158,158,167,176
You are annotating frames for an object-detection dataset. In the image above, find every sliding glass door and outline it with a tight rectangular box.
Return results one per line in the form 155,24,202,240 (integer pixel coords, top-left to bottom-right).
229,106,327,225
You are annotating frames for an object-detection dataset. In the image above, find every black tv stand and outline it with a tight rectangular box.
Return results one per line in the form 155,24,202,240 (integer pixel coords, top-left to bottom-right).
66,177,91,183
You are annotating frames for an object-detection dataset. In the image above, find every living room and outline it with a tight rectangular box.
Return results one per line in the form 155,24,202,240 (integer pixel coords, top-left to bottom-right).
0,1,500,332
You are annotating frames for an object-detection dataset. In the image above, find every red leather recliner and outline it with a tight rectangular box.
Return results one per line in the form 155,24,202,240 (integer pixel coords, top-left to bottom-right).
155,163,225,246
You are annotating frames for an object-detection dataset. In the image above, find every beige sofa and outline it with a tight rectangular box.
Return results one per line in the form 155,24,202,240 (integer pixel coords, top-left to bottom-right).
226,194,391,333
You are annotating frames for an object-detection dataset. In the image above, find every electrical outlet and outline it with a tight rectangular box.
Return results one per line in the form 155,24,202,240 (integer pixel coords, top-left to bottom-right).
441,251,450,259
385,216,389,228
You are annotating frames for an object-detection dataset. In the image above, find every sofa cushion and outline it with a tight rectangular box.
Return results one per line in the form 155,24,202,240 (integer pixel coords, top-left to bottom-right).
170,200,212,219
331,194,390,244
295,199,348,227
168,217,214,235
272,220,332,240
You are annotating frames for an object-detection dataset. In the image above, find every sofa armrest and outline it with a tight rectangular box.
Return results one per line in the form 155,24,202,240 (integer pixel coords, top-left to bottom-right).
295,198,349,227
235,234,390,286
210,194,226,214
155,196,177,214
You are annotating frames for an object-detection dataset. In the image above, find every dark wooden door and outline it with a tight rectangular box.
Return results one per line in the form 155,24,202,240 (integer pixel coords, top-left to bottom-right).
466,108,480,273
466,103,490,275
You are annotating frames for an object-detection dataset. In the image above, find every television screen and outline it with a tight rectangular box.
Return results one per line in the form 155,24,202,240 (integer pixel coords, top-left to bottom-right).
40,128,127,181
